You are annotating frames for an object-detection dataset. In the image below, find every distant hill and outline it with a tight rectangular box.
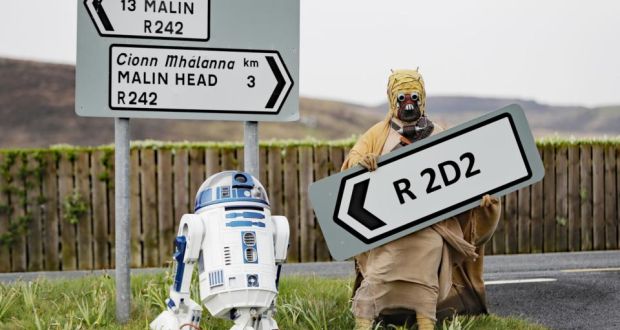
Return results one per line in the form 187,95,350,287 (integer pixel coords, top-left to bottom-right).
0,58,617,148
374,97,620,137
0,58,385,148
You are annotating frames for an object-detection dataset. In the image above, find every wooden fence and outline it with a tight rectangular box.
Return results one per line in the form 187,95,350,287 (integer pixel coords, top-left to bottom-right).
0,141,618,272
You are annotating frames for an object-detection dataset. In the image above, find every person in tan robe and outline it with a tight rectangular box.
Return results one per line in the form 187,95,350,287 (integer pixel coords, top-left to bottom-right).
344,69,501,330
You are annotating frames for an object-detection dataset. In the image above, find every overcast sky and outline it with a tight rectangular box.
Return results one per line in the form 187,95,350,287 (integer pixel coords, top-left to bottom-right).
1,0,619,107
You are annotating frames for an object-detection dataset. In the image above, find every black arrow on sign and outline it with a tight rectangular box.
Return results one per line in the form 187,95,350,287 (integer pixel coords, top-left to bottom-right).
347,179,387,230
265,56,285,109
92,0,114,31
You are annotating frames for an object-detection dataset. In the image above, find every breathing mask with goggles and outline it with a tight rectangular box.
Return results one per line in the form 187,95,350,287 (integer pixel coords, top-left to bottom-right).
387,69,435,144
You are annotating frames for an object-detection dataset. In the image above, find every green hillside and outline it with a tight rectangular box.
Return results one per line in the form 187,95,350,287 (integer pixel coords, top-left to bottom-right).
0,58,617,148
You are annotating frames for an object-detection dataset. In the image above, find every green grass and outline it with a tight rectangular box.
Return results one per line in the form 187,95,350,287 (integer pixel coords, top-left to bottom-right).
0,273,547,330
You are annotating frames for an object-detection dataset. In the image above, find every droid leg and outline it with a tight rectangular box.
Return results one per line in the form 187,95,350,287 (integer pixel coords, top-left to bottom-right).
256,305,280,330
227,266,283,330
230,308,257,330
256,266,282,329
230,307,280,330
151,215,205,330
251,215,289,330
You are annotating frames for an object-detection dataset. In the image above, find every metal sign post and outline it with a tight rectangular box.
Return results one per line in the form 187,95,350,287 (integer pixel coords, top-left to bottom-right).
309,105,545,261
244,121,259,178
114,117,131,322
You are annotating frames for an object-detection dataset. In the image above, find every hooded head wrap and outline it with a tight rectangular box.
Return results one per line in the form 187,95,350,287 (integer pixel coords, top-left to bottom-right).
387,69,426,120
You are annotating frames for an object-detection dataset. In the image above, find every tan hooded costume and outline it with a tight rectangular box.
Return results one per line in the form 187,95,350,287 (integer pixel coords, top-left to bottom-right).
344,70,501,326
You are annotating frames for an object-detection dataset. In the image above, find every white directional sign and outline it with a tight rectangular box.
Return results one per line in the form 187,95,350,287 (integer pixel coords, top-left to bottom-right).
309,105,545,260
76,0,299,121
109,45,293,113
84,0,210,40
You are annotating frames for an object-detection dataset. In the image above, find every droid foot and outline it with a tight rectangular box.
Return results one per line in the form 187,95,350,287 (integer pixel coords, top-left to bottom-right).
150,310,182,330
150,297,202,330
229,307,279,330
230,308,256,330
256,316,279,330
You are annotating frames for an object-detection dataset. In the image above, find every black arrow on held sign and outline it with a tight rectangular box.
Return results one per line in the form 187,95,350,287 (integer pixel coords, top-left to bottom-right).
347,179,387,230
92,0,114,32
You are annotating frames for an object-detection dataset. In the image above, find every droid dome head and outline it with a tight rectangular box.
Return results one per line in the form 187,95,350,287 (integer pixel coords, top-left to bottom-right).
194,171,269,213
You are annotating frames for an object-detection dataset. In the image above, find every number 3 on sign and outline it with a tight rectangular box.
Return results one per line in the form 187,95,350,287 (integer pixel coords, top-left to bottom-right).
247,76,256,88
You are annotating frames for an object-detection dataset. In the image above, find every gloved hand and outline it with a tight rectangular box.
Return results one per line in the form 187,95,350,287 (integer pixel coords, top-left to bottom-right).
480,194,497,208
358,153,379,171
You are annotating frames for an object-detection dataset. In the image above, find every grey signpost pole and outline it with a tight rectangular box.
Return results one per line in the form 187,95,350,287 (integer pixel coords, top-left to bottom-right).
244,121,260,177
114,117,131,323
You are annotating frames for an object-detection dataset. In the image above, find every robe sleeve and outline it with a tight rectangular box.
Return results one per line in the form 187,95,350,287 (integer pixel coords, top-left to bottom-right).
341,122,384,171
471,197,502,246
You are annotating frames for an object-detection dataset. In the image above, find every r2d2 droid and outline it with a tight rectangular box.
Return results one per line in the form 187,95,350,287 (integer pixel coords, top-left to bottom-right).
151,171,290,330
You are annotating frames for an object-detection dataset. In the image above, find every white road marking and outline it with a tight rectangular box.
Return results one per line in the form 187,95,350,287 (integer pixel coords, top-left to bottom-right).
561,267,620,273
485,278,557,285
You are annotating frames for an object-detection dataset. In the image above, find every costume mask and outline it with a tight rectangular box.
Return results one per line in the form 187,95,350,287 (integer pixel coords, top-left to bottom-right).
396,91,422,122
387,69,434,143
387,69,426,121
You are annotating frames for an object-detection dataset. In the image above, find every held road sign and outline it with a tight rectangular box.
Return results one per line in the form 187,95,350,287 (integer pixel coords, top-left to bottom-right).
84,0,210,41
76,0,299,121
308,104,545,261
109,45,293,114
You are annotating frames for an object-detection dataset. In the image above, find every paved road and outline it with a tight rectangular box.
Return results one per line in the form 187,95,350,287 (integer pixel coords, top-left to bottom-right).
1,251,618,329
483,252,620,330
281,251,620,330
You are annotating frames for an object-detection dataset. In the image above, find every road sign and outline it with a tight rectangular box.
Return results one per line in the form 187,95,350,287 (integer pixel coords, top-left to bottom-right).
76,0,299,121
84,0,210,41
109,45,293,114
308,105,545,261
77,0,298,323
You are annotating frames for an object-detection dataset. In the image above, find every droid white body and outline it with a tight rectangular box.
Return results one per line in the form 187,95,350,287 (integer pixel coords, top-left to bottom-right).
151,171,290,330
197,201,288,317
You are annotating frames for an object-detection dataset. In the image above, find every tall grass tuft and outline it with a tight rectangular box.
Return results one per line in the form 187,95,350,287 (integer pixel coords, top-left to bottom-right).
20,281,46,330
442,315,475,330
0,284,17,323
73,279,110,327
277,276,355,329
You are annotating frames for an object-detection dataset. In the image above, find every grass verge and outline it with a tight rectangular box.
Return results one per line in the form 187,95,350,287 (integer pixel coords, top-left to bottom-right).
0,273,547,330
